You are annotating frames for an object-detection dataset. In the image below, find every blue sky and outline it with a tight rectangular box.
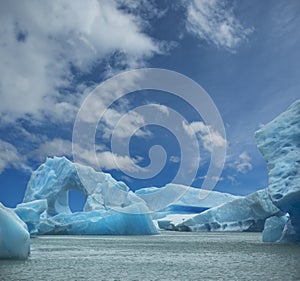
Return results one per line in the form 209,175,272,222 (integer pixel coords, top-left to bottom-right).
0,0,299,210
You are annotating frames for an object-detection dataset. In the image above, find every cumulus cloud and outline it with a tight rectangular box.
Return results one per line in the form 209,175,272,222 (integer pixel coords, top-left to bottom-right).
31,138,73,162
229,151,253,174
31,136,143,174
185,0,253,49
182,121,227,152
74,143,142,173
101,109,150,140
0,1,166,174
96,151,142,172
0,140,31,173
0,0,161,123
0,0,252,176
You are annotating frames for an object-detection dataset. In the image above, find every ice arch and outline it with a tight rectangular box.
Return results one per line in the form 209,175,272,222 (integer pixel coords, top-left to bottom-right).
23,157,147,216
22,157,158,235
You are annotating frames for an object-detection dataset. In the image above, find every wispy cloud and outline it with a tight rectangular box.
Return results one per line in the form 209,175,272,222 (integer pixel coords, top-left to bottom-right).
0,140,32,173
31,138,73,162
31,137,143,174
185,0,253,50
169,156,180,163
0,0,253,177
228,151,253,174
101,109,151,140
236,151,253,174
0,0,162,124
182,121,227,152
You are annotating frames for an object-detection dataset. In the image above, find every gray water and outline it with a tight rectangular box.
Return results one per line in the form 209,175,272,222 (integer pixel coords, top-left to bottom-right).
0,232,299,281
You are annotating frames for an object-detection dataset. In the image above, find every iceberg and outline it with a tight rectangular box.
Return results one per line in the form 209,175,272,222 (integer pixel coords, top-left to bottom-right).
38,211,157,235
14,199,47,235
136,184,240,230
255,100,300,243
136,184,239,213
0,203,30,259
262,215,289,242
176,100,300,243
23,157,158,235
176,189,281,232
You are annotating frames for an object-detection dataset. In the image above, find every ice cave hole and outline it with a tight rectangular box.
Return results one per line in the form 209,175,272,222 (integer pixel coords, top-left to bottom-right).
68,190,87,213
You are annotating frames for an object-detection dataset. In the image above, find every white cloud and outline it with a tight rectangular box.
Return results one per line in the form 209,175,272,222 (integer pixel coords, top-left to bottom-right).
73,143,142,173
0,1,252,176
96,151,141,172
151,104,170,116
0,140,31,173
236,151,253,173
169,156,180,163
229,151,253,174
32,138,73,162
32,137,142,173
182,121,227,152
185,0,253,49
102,108,150,140
0,0,162,123
227,175,237,184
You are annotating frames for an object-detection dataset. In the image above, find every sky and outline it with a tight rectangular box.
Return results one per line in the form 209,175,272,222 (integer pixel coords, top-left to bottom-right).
0,0,299,211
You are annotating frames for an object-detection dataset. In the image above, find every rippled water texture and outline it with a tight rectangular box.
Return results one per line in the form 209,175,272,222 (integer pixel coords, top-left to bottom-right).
1,232,300,281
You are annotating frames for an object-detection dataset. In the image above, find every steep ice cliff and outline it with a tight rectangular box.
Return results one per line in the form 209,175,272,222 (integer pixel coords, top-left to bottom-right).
256,100,300,242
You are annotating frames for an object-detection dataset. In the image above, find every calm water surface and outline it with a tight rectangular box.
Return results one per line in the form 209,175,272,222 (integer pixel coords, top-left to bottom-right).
1,232,299,281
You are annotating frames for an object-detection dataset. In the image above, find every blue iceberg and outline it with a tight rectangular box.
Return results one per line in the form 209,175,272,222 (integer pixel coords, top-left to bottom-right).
136,184,240,230
0,203,30,259
177,100,300,243
136,184,239,213
14,199,47,235
255,100,300,243
22,157,158,235
176,189,281,232
262,215,289,242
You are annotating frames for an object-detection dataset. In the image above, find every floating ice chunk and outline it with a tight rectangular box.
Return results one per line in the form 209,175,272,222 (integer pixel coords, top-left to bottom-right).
157,214,198,231
0,203,30,259
136,184,240,230
14,199,47,235
176,100,300,242
23,157,157,235
176,189,281,232
38,211,158,235
262,215,289,242
136,184,240,213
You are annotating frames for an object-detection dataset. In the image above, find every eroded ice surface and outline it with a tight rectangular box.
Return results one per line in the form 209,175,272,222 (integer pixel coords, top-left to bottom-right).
176,100,300,243
14,199,47,235
136,184,240,230
0,203,30,259
136,184,239,213
176,189,281,232
23,157,157,235
262,215,289,242
255,100,300,243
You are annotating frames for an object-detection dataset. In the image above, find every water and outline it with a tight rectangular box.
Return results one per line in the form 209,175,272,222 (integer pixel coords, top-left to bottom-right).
1,232,299,281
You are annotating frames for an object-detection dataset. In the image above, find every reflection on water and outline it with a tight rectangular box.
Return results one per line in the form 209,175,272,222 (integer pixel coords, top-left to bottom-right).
1,232,300,281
